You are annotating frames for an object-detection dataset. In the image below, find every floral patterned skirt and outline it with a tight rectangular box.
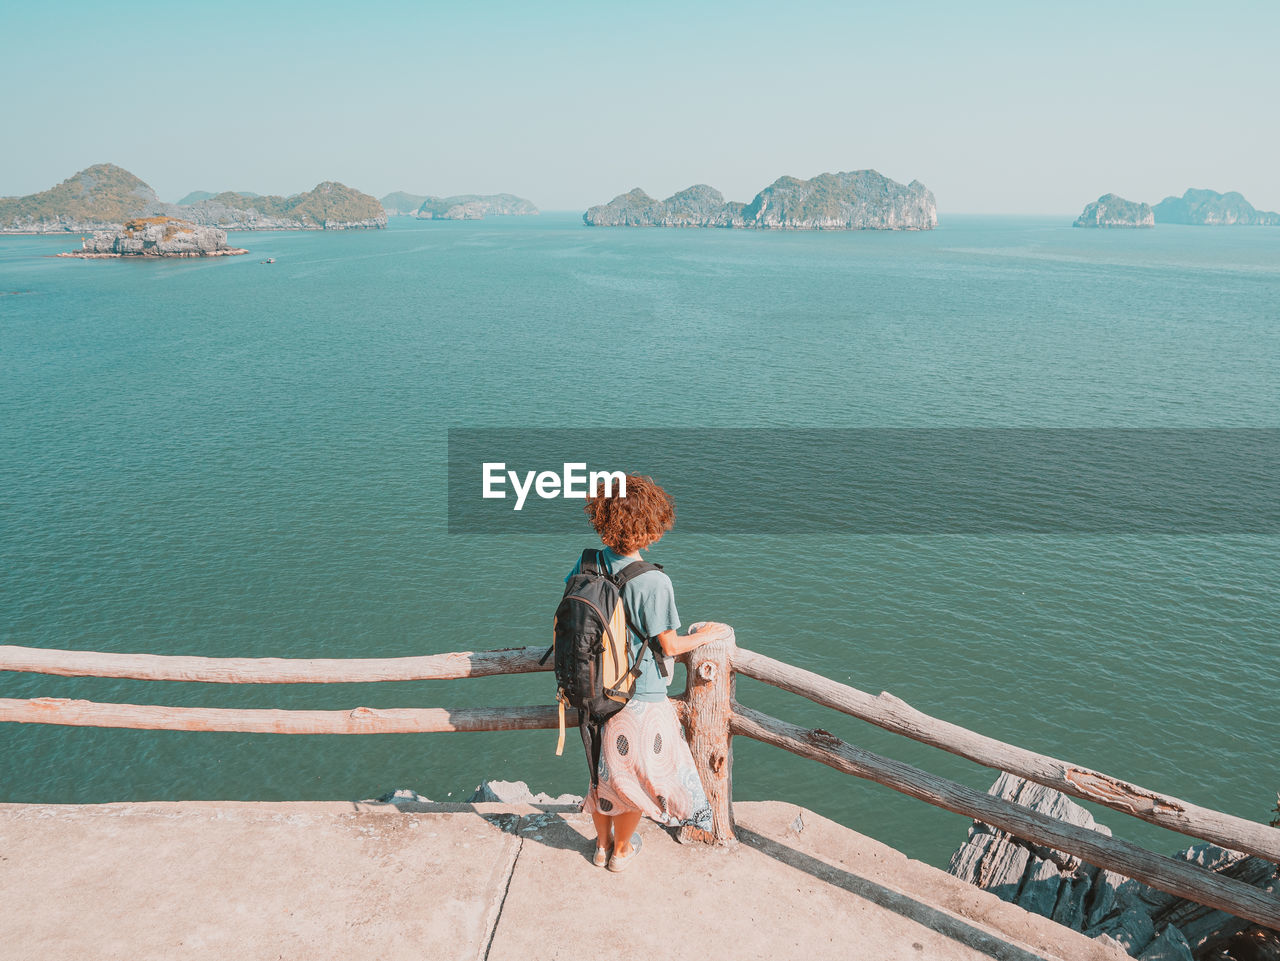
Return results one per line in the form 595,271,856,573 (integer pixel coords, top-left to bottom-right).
581,697,713,832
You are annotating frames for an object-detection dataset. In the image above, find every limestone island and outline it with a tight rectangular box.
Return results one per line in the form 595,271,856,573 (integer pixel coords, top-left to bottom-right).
1073,193,1155,228
1,164,387,233
1153,188,1280,225
381,191,539,220
584,170,937,230
56,217,248,258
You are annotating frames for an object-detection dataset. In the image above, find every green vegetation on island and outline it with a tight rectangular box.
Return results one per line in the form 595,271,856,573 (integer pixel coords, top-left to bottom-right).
202,182,385,228
0,163,158,227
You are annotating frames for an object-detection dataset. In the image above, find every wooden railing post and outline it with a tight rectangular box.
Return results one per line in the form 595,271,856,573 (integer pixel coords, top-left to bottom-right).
678,623,736,844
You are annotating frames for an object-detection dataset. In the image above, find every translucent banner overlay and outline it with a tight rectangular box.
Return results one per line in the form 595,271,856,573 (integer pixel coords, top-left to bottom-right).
447,429,1280,534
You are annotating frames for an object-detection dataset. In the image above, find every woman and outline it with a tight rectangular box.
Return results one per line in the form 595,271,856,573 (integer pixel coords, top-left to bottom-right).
568,473,715,872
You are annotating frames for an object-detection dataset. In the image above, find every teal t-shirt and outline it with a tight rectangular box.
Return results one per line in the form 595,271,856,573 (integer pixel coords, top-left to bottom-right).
565,546,680,702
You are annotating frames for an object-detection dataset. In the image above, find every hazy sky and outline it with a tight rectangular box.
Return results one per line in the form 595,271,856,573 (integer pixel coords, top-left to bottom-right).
3,0,1277,214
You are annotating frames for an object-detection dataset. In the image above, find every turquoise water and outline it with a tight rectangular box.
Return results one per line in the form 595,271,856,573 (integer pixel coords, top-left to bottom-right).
2,215,1277,867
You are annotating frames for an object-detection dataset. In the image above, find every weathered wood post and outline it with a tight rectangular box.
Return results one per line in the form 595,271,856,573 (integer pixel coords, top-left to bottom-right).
677,622,736,844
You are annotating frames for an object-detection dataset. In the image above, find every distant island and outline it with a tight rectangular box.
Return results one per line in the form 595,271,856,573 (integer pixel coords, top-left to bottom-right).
56,217,248,258
584,170,937,230
380,191,538,219
1073,193,1154,228
177,189,261,205
0,164,387,233
178,183,385,230
381,192,429,216
1074,187,1279,227
1153,188,1280,226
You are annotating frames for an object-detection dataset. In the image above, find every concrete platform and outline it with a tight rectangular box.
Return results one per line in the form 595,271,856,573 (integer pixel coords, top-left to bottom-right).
0,800,1126,961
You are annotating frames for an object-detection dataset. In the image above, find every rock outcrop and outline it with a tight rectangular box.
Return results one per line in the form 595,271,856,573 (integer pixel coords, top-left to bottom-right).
743,170,937,229
584,170,937,230
948,774,1280,960
367,788,433,804
57,217,248,258
468,780,582,805
581,187,663,226
1,165,386,232
1153,189,1280,226
360,781,582,806
1074,193,1155,228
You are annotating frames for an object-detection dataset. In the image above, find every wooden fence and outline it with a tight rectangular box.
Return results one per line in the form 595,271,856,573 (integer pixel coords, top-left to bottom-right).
2,624,1278,930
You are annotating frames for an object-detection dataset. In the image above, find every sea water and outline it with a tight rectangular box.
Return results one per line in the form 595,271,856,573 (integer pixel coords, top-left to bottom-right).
1,214,1277,867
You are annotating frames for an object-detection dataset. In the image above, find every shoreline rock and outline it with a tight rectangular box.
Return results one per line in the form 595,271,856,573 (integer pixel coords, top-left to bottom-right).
362,780,583,807
468,780,583,805
57,249,249,259
948,774,1280,960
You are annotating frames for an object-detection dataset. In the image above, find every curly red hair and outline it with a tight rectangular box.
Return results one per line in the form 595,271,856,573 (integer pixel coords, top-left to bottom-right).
584,473,675,554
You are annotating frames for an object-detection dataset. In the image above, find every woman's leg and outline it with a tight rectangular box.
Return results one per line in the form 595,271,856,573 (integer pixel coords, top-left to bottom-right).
591,810,612,849
610,810,643,856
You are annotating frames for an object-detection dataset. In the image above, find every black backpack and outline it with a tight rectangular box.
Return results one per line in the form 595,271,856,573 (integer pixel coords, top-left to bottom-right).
542,549,668,779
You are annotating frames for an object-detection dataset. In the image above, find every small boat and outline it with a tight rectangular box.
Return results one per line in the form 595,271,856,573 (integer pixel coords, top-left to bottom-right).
259,257,275,264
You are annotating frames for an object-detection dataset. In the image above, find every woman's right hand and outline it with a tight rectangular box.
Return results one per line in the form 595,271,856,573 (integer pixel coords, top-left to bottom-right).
658,622,731,657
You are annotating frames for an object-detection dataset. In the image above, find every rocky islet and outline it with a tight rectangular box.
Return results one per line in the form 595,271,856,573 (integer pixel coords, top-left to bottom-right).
1074,193,1155,228
56,216,248,258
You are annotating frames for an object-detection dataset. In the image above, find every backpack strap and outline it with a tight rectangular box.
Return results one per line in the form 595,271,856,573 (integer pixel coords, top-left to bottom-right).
611,560,671,679
609,636,669,693
613,559,661,589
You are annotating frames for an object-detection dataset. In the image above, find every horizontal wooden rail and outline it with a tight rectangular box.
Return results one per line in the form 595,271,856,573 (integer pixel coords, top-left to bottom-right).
732,703,1280,931
733,647,1280,866
5,631,1274,916
0,698,567,735
0,645,551,684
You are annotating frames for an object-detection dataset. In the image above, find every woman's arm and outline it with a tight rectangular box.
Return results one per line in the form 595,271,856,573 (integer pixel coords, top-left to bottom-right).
655,622,731,657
